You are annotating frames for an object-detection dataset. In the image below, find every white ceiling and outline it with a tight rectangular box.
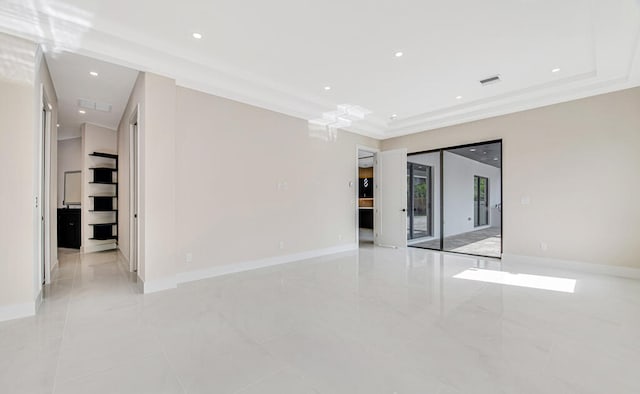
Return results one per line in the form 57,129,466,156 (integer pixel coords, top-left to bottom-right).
2,0,640,139
46,51,139,140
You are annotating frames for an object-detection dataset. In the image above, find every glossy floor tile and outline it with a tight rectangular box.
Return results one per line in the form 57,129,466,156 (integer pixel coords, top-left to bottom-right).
1,246,639,393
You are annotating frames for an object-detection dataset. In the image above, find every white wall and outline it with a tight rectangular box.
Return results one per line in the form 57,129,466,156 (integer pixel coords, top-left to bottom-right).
0,34,38,319
57,138,82,207
383,87,640,269
115,75,379,291
443,151,501,237
116,72,177,285
142,73,177,284
82,123,118,253
0,33,58,319
173,86,379,282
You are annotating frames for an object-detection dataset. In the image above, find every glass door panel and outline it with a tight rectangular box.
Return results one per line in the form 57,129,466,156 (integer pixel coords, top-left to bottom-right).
443,142,501,258
407,163,431,239
406,152,440,248
474,176,489,227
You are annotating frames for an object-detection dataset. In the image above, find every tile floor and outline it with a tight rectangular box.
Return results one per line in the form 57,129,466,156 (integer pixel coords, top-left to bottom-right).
1,246,639,393
411,227,502,257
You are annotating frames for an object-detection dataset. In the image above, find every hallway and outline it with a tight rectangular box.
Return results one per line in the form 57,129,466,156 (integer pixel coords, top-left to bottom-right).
1,247,639,393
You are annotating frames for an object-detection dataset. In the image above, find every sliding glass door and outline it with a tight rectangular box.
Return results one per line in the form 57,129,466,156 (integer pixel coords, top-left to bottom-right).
407,162,432,240
408,140,502,258
474,176,489,227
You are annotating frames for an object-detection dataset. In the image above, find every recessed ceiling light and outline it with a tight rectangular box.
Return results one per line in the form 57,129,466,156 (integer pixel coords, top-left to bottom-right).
469,148,476,152
493,157,499,161
456,96,463,100
89,71,98,77
56,123,60,128
390,114,398,120
552,68,560,73
394,51,403,57
483,151,487,154
192,32,203,39
324,86,331,91
78,110,86,114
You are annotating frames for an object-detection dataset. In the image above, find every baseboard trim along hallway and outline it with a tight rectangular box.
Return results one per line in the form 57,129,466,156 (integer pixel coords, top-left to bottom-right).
0,301,37,322
142,243,359,294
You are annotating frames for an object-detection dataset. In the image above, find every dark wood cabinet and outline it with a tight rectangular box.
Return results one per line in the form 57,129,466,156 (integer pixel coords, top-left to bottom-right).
58,208,81,249
359,208,374,229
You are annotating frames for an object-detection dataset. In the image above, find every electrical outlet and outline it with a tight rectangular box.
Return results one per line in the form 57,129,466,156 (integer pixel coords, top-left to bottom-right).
186,253,193,263
279,241,285,250
540,242,548,251
276,181,289,191
338,234,343,241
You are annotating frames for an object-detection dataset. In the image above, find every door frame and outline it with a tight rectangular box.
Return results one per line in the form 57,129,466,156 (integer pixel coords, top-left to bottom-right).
39,85,54,286
407,162,433,240
129,104,140,272
473,175,490,227
407,139,503,259
355,144,379,245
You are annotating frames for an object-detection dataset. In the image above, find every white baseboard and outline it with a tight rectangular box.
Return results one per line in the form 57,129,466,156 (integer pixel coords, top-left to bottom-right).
135,273,145,294
142,243,358,294
117,248,130,265
84,242,117,254
34,289,43,313
0,301,36,322
141,275,177,294
502,253,640,280
116,248,134,274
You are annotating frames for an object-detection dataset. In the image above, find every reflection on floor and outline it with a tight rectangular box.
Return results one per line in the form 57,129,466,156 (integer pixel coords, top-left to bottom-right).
1,246,639,393
412,227,502,257
359,228,374,244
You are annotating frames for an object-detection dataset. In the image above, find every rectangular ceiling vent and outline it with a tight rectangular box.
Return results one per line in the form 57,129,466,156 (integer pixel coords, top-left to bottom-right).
78,99,112,113
480,75,501,86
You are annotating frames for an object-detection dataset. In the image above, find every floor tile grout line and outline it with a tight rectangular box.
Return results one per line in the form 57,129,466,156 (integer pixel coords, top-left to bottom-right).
50,252,81,394
230,366,287,394
51,350,166,388
153,329,189,394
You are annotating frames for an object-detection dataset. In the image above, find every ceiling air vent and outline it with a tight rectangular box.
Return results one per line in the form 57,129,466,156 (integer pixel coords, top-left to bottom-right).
78,98,112,113
480,75,501,86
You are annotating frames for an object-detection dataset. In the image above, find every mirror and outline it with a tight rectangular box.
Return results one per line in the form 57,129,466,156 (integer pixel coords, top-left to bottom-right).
64,171,81,206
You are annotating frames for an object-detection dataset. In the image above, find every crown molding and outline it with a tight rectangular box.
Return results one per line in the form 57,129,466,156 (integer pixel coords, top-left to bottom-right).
1,3,639,140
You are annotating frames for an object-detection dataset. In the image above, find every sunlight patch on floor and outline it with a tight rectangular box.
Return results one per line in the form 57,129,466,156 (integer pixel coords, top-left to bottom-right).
454,268,576,293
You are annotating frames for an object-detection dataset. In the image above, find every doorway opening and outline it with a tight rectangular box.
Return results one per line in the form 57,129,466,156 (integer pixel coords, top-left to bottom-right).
129,110,139,272
357,147,377,245
408,140,502,258
39,49,142,305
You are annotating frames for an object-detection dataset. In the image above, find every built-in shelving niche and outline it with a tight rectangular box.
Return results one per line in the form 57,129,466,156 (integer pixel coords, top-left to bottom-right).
88,152,118,243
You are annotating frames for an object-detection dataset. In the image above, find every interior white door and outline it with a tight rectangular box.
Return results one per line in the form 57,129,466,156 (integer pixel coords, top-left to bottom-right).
375,148,408,248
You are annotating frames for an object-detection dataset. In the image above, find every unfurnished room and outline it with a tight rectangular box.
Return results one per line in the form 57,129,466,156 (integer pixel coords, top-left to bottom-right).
1,1,640,393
